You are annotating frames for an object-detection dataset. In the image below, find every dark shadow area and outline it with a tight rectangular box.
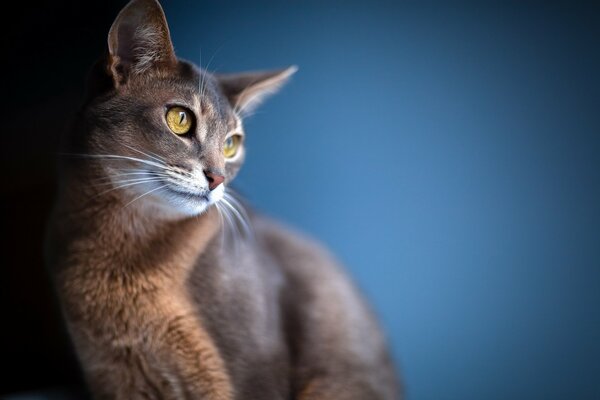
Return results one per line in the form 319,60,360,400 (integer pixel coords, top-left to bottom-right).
1,1,127,395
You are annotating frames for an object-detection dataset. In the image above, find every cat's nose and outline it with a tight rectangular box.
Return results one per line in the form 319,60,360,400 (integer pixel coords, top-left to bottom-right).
204,170,225,191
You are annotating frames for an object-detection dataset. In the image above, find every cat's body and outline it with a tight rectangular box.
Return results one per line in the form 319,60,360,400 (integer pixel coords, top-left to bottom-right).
46,0,400,399
47,182,397,400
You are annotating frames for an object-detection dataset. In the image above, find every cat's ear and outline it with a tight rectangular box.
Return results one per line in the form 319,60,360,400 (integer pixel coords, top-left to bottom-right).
217,66,298,116
107,0,176,86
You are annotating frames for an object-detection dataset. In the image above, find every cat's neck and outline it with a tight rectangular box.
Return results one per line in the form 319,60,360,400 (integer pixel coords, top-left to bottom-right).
52,168,221,281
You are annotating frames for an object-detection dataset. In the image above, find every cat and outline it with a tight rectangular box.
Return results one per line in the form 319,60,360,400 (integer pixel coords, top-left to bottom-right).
45,0,401,398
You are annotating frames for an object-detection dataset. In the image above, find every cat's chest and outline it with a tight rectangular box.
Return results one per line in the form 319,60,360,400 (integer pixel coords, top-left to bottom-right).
186,246,290,394
189,245,285,346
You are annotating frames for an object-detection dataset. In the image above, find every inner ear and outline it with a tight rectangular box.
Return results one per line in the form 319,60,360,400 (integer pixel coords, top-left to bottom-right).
107,0,177,86
217,66,298,117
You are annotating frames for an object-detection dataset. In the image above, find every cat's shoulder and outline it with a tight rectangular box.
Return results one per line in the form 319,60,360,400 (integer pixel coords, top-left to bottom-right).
250,213,351,283
252,214,333,261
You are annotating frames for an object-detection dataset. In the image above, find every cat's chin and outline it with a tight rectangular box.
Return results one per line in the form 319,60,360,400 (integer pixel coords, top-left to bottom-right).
155,184,225,218
139,196,213,219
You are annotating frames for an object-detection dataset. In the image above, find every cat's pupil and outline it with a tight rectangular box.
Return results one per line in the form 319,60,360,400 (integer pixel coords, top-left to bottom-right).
179,112,186,125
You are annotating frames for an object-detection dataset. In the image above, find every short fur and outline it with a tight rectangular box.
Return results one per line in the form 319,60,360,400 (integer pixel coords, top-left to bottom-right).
45,0,401,399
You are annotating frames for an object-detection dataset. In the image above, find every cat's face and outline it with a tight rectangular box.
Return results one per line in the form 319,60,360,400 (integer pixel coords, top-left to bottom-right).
79,0,294,217
88,64,244,217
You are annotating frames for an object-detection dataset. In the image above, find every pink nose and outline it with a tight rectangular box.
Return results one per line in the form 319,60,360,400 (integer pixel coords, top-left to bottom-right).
204,170,225,191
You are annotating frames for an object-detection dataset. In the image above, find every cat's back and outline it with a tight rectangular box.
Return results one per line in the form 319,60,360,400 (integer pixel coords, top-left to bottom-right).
251,215,401,398
252,214,388,343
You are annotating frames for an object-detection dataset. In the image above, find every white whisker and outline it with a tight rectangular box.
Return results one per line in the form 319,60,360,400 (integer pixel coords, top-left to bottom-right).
109,170,158,177
123,184,169,208
215,202,226,247
199,45,222,101
220,198,251,238
95,177,165,187
224,191,252,226
218,200,240,249
198,48,203,95
163,171,198,187
121,143,168,165
216,188,254,251
63,153,167,170
92,171,167,184
95,178,164,196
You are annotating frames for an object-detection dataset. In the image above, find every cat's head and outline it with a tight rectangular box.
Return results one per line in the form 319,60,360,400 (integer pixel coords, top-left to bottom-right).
73,0,295,217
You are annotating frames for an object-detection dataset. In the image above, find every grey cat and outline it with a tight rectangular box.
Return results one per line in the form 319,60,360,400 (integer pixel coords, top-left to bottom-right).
45,0,401,398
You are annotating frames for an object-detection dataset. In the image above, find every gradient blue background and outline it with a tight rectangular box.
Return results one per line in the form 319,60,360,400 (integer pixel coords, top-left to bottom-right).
164,2,599,399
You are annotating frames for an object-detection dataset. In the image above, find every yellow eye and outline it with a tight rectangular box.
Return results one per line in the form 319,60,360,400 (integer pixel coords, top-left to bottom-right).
166,106,193,135
223,135,242,158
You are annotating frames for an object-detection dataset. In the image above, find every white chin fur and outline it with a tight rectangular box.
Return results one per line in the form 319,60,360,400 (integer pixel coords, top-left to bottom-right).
164,183,224,217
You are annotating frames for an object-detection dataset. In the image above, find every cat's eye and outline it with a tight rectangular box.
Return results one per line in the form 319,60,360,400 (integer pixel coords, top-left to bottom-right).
166,106,193,135
223,135,242,159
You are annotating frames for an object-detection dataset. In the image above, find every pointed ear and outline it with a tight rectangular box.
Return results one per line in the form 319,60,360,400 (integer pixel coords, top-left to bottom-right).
217,66,298,117
107,0,176,86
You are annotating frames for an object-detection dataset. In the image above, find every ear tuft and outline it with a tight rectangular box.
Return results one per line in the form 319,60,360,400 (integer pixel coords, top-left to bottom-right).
217,66,298,117
107,0,176,86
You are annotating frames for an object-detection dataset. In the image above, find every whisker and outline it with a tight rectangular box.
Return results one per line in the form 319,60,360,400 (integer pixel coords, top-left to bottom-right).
163,171,198,187
93,177,166,187
109,169,158,176
199,45,222,100
121,143,168,165
61,153,167,170
220,197,253,241
224,191,253,232
198,48,203,95
94,178,164,197
91,169,172,184
223,191,252,226
91,171,165,184
219,201,235,233
219,200,242,252
215,203,227,253
123,184,169,208
61,153,200,190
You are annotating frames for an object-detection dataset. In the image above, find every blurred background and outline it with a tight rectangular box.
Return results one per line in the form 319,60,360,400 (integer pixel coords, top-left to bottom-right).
2,1,599,399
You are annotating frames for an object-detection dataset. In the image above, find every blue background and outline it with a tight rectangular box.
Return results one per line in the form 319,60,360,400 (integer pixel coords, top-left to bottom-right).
164,2,599,399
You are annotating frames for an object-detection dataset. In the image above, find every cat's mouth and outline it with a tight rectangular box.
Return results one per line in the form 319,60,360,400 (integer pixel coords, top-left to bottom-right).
164,183,211,203
155,182,220,216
